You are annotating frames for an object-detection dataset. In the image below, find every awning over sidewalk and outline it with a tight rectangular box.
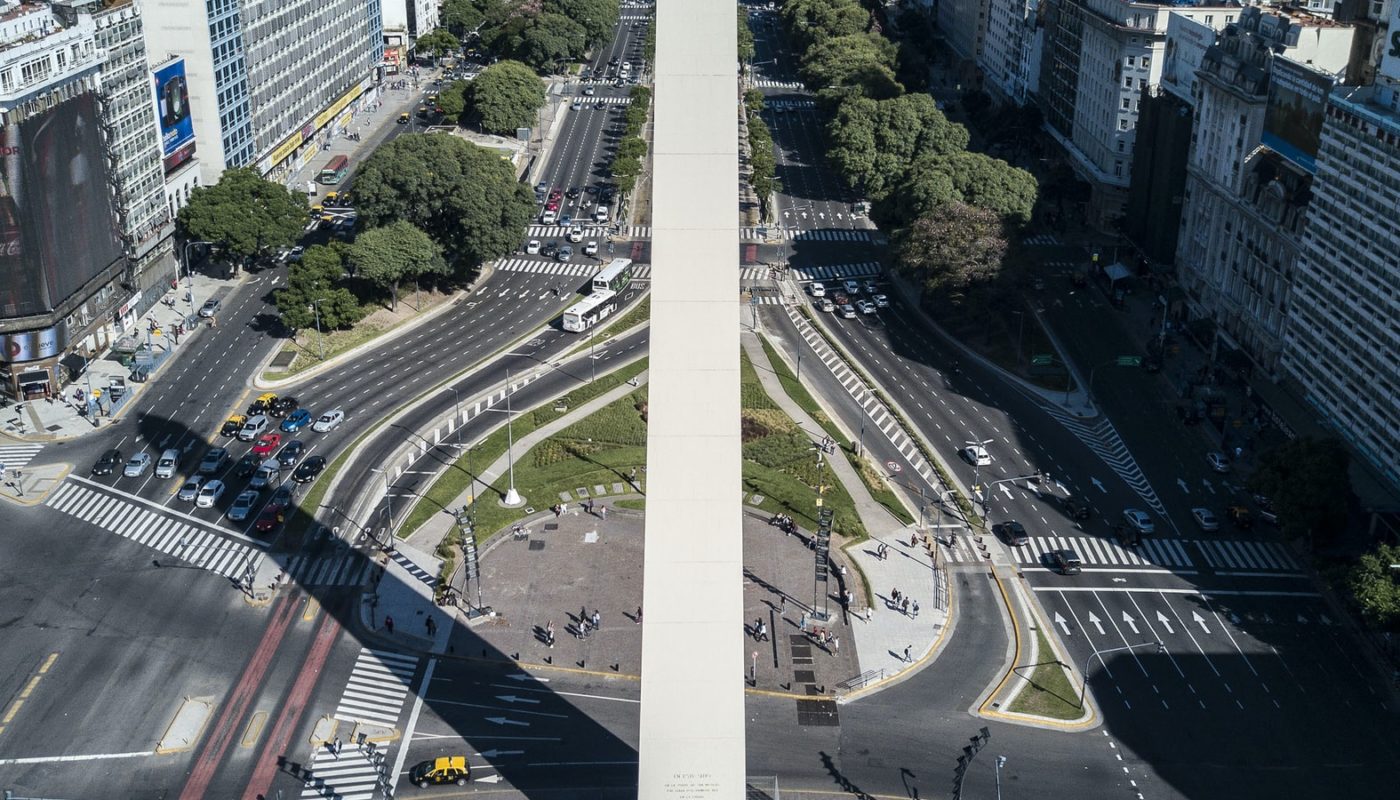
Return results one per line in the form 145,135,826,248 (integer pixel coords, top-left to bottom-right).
1104,262,1133,283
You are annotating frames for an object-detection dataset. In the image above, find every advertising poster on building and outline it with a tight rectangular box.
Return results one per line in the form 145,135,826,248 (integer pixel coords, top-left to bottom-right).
1382,0,1400,82
1262,58,1333,174
1161,14,1215,104
0,93,125,320
153,59,196,173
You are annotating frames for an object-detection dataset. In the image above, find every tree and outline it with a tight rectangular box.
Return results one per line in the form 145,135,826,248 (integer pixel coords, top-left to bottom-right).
878,151,1037,229
468,59,547,134
1348,543,1400,628
442,0,485,37
177,168,306,260
416,29,462,62
500,13,587,71
545,0,620,48
353,133,536,272
738,7,756,64
797,33,895,94
1248,436,1352,547
437,80,469,120
825,93,968,200
347,221,447,311
893,203,1009,309
616,136,647,162
276,245,362,331
782,0,868,51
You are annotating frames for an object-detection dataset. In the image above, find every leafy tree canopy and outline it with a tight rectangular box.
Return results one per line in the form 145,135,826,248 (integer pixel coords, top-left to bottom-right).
442,0,485,36
437,79,470,120
347,221,447,310
1348,543,1400,628
825,93,967,200
177,168,306,259
797,33,895,94
1248,436,1352,546
782,0,869,51
893,203,1009,308
417,29,462,60
738,7,756,64
544,0,620,48
468,59,547,134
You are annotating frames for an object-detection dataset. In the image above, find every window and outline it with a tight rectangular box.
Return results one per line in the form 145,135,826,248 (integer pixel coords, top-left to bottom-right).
1123,97,1131,109
1120,119,1129,130
1125,76,1133,88
1114,160,1123,177
1117,140,1126,152
1142,56,1151,69
1126,56,1136,67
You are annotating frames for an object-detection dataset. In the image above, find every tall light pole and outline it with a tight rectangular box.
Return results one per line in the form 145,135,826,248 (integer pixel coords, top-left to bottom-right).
995,755,1007,800
369,466,394,542
1080,641,1165,708
182,240,214,320
310,298,328,361
449,385,463,443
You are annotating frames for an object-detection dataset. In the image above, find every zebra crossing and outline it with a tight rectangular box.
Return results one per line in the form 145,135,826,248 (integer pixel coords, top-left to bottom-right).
495,257,652,279
739,262,881,282
44,478,263,580
301,649,422,800
739,227,874,242
390,549,439,588
524,224,650,238
752,79,805,89
1011,535,1194,570
283,553,375,587
768,98,817,110
0,442,43,471
1193,538,1300,572
1037,404,1168,519
1022,233,1063,246
941,533,1301,573
570,95,633,106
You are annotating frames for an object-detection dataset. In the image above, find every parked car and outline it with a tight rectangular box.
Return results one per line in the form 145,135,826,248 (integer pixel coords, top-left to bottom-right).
1191,507,1220,532
122,452,152,478
280,408,313,433
228,490,259,522
92,448,123,476
993,520,1029,546
293,455,327,484
178,476,205,503
1123,508,1156,534
312,410,345,432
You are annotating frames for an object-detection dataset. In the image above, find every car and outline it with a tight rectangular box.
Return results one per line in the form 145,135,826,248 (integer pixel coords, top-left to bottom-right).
411,756,471,788
570,100,582,110
312,410,345,432
1123,508,1156,534
839,304,857,319
540,209,557,225
873,293,889,308
270,396,299,417
843,279,861,295
993,520,1029,546
535,181,549,195
548,188,563,202
221,414,247,437
567,226,584,243
1252,494,1278,525
92,448,123,476
228,490,259,522
560,213,573,226
1191,507,1220,532
121,452,152,478
1206,451,1231,473
280,408,313,433
542,240,559,257
267,485,295,513
254,505,284,533
1115,524,1142,547
1226,505,1254,529
1051,548,1083,575
238,414,271,442
251,433,283,457
526,239,542,255
1057,496,1092,521
196,480,226,508
565,186,582,199
864,280,879,295
818,298,835,313
293,455,327,484
178,476,205,503
234,453,261,478
614,78,626,87
961,445,992,466
248,392,278,415
287,246,304,262
857,299,876,315
397,111,410,124
545,200,561,212
198,297,221,317
583,86,596,96
155,449,181,479
277,440,306,468
608,57,619,66
808,282,826,298
558,245,574,261
198,447,229,475
832,291,850,306
583,240,599,256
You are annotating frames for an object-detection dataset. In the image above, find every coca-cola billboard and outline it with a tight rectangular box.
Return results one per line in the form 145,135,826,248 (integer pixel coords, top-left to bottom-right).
0,92,125,319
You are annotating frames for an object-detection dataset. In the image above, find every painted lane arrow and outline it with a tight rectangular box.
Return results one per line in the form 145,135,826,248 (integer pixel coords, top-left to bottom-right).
1177,478,1190,494
1320,614,1333,626
1203,479,1215,494
485,717,530,727
495,695,541,705
1054,612,1072,636
1156,611,1175,634
1087,612,1105,635
1296,613,1308,625
1121,612,1139,635
477,749,525,758
1191,611,1211,633
476,775,504,783
1090,477,1106,493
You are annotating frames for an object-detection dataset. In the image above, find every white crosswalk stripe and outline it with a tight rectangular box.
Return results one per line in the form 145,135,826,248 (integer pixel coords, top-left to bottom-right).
45,479,263,579
494,257,652,280
1006,535,1196,570
572,95,634,106
767,98,817,109
301,649,422,800
739,227,874,242
739,262,881,282
752,79,805,89
0,443,43,471
525,224,610,238
1022,233,1062,246
390,550,439,589
1193,539,1298,571
284,554,375,587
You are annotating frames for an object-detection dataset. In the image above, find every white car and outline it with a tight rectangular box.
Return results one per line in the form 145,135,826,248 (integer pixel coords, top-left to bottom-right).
839,304,857,319
122,452,152,478
178,476,205,503
583,240,599,256
567,226,584,243
526,239,542,255
843,279,861,295
873,293,889,308
312,409,345,432
818,298,835,313
1206,451,1231,473
196,480,226,509
229,490,260,522
962,445,992,466
1191,507,1220,532
808,282,826,298
857,299,876,315
1123,508,1156,534
583,86,596,96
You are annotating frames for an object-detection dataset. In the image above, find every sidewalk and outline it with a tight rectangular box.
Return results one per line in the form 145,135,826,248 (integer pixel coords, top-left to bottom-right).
741,330,953,694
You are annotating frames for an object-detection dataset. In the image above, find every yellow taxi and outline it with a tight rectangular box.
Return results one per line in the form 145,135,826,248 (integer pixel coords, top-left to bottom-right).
410,756,470,787
220,414,247,437
248,392,278,414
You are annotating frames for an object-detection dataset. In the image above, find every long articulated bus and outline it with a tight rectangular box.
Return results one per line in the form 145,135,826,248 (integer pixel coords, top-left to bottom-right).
318,154,350,185
591,258,634,294
562,290,619,332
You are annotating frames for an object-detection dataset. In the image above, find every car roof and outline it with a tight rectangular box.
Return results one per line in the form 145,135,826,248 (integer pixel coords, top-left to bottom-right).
435,755,467,770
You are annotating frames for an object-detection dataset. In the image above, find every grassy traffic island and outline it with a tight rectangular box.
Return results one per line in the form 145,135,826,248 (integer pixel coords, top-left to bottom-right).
1004,627,1085,721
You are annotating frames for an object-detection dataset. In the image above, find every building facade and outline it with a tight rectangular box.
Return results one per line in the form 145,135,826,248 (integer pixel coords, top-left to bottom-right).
981,0,1043,105
938,0,991,77
143,0,383,185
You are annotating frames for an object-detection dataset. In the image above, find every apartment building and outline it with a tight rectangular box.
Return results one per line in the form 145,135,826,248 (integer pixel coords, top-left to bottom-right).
981,0,1043,105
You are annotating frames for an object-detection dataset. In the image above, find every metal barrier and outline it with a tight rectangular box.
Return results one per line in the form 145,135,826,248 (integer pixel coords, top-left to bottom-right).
835,668,885,692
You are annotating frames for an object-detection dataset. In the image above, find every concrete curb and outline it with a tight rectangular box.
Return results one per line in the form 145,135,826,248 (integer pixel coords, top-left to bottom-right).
0,463,72,507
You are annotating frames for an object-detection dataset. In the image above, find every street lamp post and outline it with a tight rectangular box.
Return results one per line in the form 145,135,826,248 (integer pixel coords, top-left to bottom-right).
995,755,1007,800
502,366,521,506
182,240,214,321
449,385,463,443
369,466,394,543
1079,640,1165,708
310,298,328,361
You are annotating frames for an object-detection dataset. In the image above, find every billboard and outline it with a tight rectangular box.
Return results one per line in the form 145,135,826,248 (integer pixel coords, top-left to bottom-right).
1383,0,1400,82
1261,57,1333,174
1161,14,1216,105
154,59,196,173
0,93,126,321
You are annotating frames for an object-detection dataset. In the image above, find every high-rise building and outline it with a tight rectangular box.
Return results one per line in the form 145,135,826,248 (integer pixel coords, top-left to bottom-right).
1282,59,1400,485
0,0,134,399
382,0,440,77
142,0,383,185
1038,0,1239,228
980,0,1043,105
937,0,992,83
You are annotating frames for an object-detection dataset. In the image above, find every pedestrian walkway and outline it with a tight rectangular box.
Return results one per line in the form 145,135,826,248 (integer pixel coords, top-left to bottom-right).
740,262,882,283
1010,535,1193,570
767,98,817,110
283,553,376,587
1022,233,1062,246
0,443,43,470
751,79,805,89
524,224,651,239
571,95,634,106
389,549,438,590
493,257,652,280
45,477,263,580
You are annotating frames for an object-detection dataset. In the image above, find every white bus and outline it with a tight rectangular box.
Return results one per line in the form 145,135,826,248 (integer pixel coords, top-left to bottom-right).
562,290,619,332
591,258,634,294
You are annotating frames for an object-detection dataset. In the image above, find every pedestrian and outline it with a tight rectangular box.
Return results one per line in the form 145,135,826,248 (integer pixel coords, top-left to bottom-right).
904,645,912,662
547,619,556,647
901,597,910,615
844,590,853,608
910,531,919,547
332,737,342,759
891,587,900,605
599,504,608,520
839,563,847,578
384,615,394,634
580,619,590,638
630,466,638,483
912,599,920,619
585,498,594,515
832,636,839,656
635,606,643,624
592,610,601,630
553,504,562,518
779,594,786,613
580,605,588,623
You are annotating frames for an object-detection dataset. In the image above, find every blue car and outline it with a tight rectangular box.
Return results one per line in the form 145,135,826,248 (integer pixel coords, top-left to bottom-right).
280,408,313,432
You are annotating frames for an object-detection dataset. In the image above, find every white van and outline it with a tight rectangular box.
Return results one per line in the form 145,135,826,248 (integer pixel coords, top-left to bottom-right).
155,448,181,479
593,204,609,223
249,458,281,490
239,414,271,442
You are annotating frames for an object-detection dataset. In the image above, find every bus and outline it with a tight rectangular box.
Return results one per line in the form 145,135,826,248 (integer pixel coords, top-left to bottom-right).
591,258,634,294
562,290,619,332
318,154,350,185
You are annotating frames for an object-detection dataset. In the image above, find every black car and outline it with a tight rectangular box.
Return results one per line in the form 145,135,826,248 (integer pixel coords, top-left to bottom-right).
234,453,261,479
992,520,1029,546
293,455,327,483
92,448,123,476
1114,524,1141,548
541,240,559,257
277,440,305,468
270,396,299,417
1056,496,1091,521
565,186,582,199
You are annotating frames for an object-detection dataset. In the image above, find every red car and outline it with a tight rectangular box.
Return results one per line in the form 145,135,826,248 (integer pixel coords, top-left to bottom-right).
255,506,284,533
546,200,560,212
548,188,563,203
251,432,282,457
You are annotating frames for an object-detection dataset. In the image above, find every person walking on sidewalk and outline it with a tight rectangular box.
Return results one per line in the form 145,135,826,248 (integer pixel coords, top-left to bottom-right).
911,599,920,619
384,615,394,634
832,636,839,657
635,606,642,624
599,504,608,520
546,620,556,647
591,610,601,630
901,596,910,616
904,645,912,662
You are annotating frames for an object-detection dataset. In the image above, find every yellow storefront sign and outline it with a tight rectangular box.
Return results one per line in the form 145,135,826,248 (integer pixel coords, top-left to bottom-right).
269,132,303,168
314,84,365,130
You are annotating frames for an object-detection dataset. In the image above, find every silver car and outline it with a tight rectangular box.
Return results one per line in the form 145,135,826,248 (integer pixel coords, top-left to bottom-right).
122,452,152,478
228,489,260,522
178,476,205,503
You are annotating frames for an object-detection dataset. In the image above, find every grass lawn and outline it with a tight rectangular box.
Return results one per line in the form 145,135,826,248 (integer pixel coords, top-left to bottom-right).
396,357,650,541
758,335,914,526
1007,627,1083,720
265,290,454,380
